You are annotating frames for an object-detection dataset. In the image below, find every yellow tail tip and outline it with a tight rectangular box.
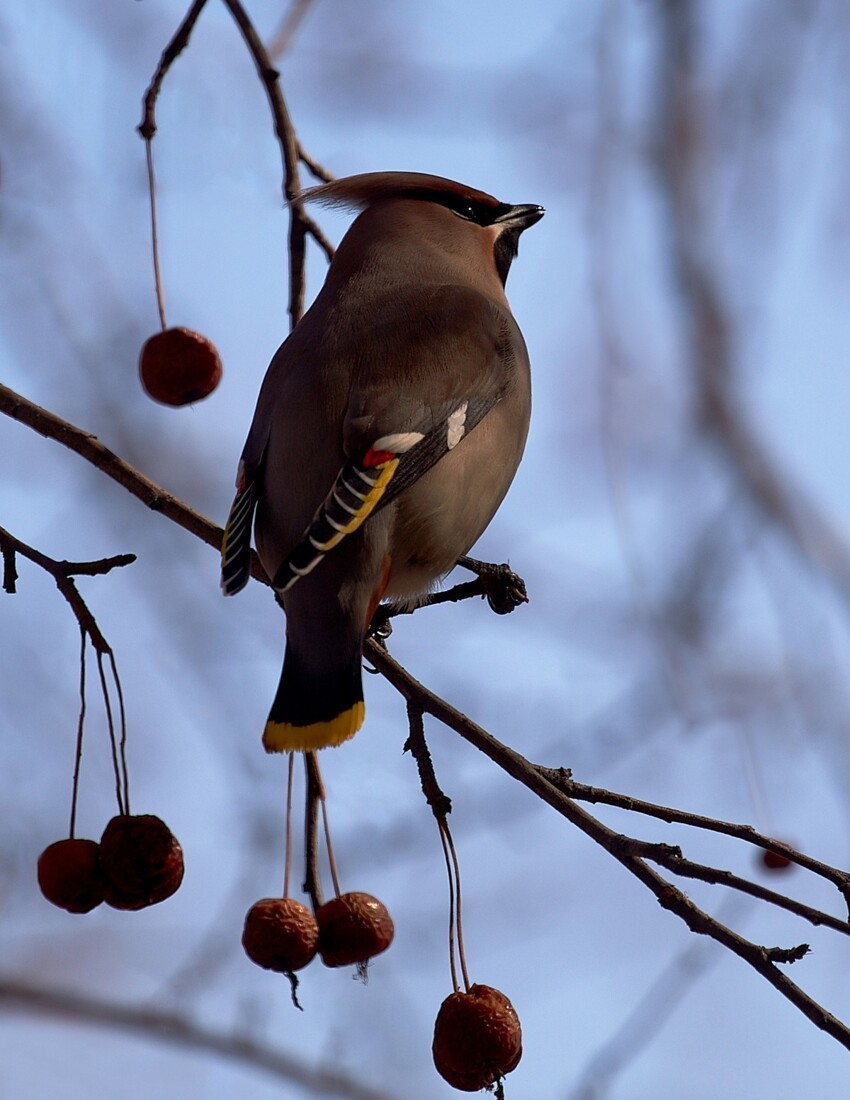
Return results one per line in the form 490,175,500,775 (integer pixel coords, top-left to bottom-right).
263,702,366,753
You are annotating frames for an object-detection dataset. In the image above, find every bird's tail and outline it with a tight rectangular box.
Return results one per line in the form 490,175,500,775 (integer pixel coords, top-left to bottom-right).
262,642,365,753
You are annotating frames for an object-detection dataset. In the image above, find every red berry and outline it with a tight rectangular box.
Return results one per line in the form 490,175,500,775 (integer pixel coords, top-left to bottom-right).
100,814,184,909
433,984,522,1091
316,892,394,968
37,838,106,914
762,849,793,872
242,898,320,973
139,327,222,406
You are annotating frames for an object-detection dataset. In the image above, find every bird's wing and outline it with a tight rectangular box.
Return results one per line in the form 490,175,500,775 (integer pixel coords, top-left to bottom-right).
220,340,292,596
270,286,518,594
220,462,258,596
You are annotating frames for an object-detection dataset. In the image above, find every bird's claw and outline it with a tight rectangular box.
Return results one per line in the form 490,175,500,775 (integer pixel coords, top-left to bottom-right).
458,557,529,615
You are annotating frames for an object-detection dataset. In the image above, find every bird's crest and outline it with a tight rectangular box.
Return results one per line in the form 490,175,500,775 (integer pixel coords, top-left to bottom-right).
300,172,502,213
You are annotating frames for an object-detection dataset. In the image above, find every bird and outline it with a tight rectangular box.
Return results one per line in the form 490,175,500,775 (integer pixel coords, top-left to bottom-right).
221,171,543,753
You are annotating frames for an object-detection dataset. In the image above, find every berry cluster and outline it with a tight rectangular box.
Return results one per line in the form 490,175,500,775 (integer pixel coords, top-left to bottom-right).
242,891,394,975
38,815,183,913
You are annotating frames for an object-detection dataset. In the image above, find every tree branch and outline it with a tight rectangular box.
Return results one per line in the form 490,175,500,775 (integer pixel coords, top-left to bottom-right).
364,639,850,1052
0,382,268,583
541,767,850,911
5,365,850,1047
0,976,399,1100
0,525,135,654
220,0,334,325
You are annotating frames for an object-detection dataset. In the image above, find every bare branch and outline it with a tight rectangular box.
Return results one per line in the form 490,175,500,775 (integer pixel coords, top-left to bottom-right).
298,143,336,183
138,0,209,142
137,0,333,331
365,639,850,1052
0,382,268,583
220,0,331,326
540,767,850,911
0,977,399,1100
0,525,134,654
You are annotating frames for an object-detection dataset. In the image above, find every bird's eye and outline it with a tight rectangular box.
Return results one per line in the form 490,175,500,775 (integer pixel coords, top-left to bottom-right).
454,200,480,223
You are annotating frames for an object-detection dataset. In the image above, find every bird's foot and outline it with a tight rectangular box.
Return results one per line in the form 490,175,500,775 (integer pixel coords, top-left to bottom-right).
366,611,393,645
456,556,529,615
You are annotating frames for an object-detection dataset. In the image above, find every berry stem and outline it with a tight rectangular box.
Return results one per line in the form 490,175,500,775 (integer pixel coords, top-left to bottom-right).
320,794,342,898
96,650,127,817
69,628,87,840
283,751,294,897
443,821,471,993
144,139,168,332
438,819,459,995
108,650,131,816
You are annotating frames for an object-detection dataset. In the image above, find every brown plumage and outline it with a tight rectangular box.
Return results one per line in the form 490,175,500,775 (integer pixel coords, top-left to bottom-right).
221,172,544,751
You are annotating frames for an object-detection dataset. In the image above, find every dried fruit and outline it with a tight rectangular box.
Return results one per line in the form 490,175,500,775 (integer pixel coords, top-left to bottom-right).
432,984,522,1092
139,327,222,406
37,838,106,914
316,892,394,968
242,897,320,973
100,814,184,909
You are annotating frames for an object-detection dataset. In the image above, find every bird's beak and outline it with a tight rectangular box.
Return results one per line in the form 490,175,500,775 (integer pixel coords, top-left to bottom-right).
494,204,545,231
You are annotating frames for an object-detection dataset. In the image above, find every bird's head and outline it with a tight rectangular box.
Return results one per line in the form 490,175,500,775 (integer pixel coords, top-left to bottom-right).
301,172,544,288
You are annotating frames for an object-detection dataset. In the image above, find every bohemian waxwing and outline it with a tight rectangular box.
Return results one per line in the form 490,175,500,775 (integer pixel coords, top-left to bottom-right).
221,171,543,753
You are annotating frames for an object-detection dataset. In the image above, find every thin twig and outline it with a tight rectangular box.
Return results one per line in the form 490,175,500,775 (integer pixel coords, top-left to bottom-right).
138,0,209,142
404,700,452,817
220,0,309,327
0,525,134,654
297,143,335,183
540,767,850,913
632,843,850,938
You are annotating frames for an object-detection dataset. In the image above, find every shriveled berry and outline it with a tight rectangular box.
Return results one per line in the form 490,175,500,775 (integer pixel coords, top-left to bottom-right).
242,898,320,973
316,892,394,968
139,327,222,406
102,881,152,912
37,838,106,914
433,984,522,1091
431,1052,492,1093
100,814,184,909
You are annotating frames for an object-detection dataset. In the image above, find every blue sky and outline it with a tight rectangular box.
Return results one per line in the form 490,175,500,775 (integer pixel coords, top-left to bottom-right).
3,1,850,1097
